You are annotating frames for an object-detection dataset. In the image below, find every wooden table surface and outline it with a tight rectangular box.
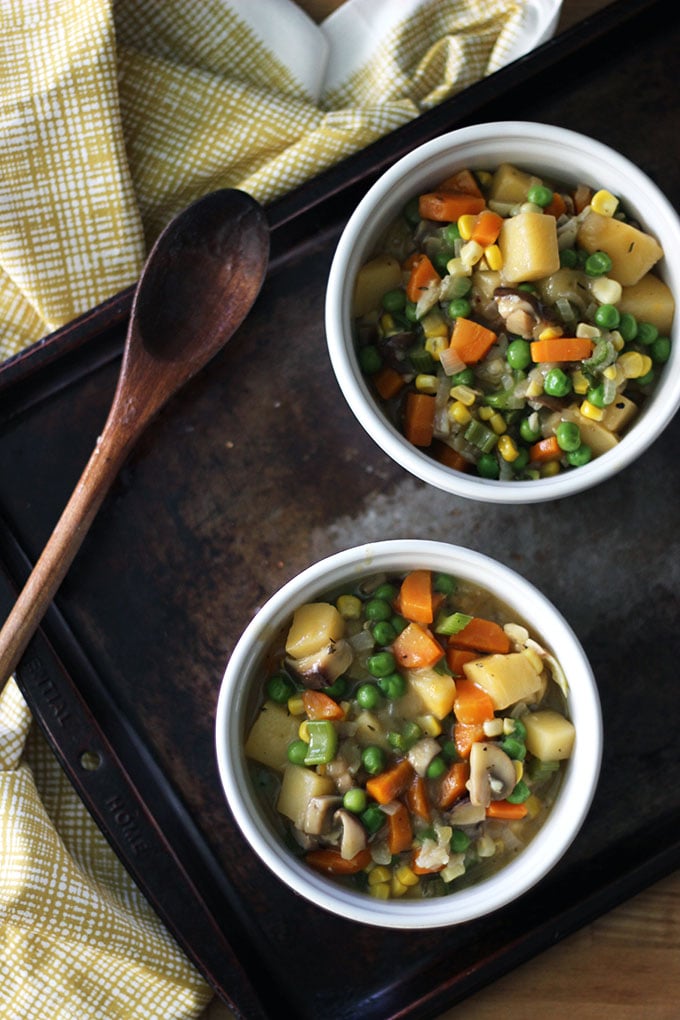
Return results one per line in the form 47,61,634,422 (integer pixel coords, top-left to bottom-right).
200,1,679,1017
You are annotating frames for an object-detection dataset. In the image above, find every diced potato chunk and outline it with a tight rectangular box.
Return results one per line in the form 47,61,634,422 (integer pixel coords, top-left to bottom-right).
523,710,575,760
601,394,638,434
277,763,335,829
285,602,345,659
617,273,675,334
499,212,560,284
559,404,622,453
489,163,542,204
577,212,663,287
353,254,403,318
353,709,391,749
463,651,544,710
245,700,300,772
406,667,457,720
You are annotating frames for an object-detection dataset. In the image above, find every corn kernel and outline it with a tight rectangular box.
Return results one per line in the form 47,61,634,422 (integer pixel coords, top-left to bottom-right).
618,350,653,379
483,718,504,737
610,330,625,351
576,322,601,339
484,244,503,271
446,256,469,277
589,275,622,305
394,865,419,888
369,882,391,900
476,170,492,188
390,875,408,898
379,312,396,334
416,713,442,737
287,694,305,716
489,412,507,435
421,309,448,339
498,434,519,461
415,373,438,394
541,460,561,477
538,325,563,341
458,214,476,240
478,404,495,420
298,720,310,742
448,400,471,425
571,368,589,394
425,335,448,360
514,760,524,783
580,398,605,421
460,240,484,270
336,593,362,619
476,834,496,858
448,384,477,406
591,189,618,217
368,866,391,886
524,794,542,820
525,375,544,398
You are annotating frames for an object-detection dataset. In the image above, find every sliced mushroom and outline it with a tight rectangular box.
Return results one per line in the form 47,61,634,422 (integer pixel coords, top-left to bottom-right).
287,637,353,689
447,799,486,827
303,795,343,836
467,742,517,808
494,287,557,340
335,808,368,860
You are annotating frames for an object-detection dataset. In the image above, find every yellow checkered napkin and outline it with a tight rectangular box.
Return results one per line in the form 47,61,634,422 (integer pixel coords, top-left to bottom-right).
0,1,560,1016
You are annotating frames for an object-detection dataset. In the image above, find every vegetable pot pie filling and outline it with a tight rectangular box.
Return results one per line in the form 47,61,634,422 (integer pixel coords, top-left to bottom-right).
353,164,674,480
245,569,574,899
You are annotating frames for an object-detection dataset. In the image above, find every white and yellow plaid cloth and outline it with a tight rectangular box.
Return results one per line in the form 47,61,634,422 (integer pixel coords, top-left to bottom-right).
0,1,561,1016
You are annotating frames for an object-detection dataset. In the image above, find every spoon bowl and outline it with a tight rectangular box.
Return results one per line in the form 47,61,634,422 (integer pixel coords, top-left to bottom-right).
0,188,269,680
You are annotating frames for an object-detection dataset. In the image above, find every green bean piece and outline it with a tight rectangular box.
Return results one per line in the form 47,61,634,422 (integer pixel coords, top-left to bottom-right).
506,779,532,803
304,720,338,766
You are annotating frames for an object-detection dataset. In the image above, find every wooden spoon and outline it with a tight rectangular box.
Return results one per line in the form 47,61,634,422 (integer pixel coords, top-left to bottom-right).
0,188,269,681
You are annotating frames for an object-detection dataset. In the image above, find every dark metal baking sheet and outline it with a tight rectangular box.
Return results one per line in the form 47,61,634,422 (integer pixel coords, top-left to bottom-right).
1,1,678,1017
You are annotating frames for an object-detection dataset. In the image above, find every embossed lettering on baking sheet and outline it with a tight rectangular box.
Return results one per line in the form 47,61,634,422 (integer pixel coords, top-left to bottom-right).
21,655,71,726
104,794,152,857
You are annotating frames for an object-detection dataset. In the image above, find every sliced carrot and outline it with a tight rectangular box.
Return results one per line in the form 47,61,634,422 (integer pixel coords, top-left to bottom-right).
392,622,445,669
486,800,528,820
405,254,441,303
436,169,483,197
449,317,498,365
366,758,414,805
399,569,434,624
373,365,405,400
406,773,431,822
387,801,414,854
528,435,561,464
404,391,435,447
470,209,504,247
432,441,470,472
436,760,470,809
453,678,495,725
418,191,486,223
305,847,372,874
449,616,511,654
544,190,567,219
302,689,345,721
446,647,478,676
530,337,594,362
453,720,486,759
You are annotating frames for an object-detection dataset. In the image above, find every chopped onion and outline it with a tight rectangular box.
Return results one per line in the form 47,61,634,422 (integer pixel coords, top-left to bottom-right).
439,344,466,376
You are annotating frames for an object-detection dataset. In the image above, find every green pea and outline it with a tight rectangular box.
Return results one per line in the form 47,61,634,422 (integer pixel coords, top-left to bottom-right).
426,756,447,779
587,384,608,408
287,739,309,765
584,250,612,277
510,717,527,740
450,367,475,386
343,788,368,813
441,740,459,761
361,745,386,775
372,620,397,646
391,613,408,635
555,420,581,451
361,804,386,834
449,829,471,853
367,650,397,678
506,338,532,370
651,336,671,363
636,368,655,386
636,321,659,345
433,572,457,595
374,582,398,601
356,682,381,709
382,288,406,313
377,672,407,700
442,222,461,246
265,672,295,704
500,736,526,761
519,415,542,443
358,345,382,375
448,297,472,319
402,720,422,747
566,444,592,467
388,731,406,751
477,453,500,479
405,301,419,323
526,184,554,207
511,447,530,473
618,312,638,341
543,367,572,397
365,598,392,622
403,196,420,226
506,779,532,804
559,248,579,269
594,303,620,330
434,250,454,275
325,675,348,699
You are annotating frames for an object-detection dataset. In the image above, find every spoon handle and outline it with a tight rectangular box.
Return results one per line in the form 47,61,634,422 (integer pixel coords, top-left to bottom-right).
0,425,130,682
